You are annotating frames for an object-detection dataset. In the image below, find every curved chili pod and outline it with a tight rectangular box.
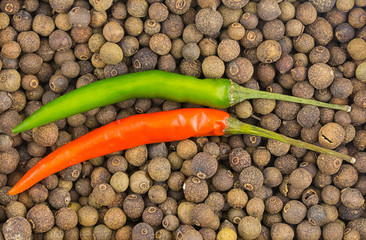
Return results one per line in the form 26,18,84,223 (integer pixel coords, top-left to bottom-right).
13,70,350,133
9,108,354,195
9,109,229,195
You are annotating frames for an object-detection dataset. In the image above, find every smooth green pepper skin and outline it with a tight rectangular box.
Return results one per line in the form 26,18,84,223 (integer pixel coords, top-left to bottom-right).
13,70,232,133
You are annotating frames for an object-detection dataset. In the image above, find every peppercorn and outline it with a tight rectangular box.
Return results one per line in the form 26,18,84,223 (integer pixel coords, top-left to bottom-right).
239,166,263,191
317,154,342,175
201,56,225,79
263,20,285,41
318,122,345,149
257,0,281,21
212,168,234,191
333,164,358,189
262,167,282,188
183,176,208,203
282,200,307,225
191,204,220,230
295,220,320,240
122,194,144,220
296,2,317,25
238,216,261,240
26,204,54,233
3,216,32,239
271,223,295,240
341,188,365,210
228,148,251,172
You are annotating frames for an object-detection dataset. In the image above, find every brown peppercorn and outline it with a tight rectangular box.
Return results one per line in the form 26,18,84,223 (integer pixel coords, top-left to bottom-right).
3,216,32,240
0,147,19,174
226,57,254,84
289,168,312,190
161,14,183,39
239,166,263,191
309,46,330,64
317,154,342,175
212,168,234,191
177,139,197,159
271,223,295,240
238,216,261,240
265,196,283,214
191,152,218,179
195,8,223,37
256,40,282,64
307,204,327,226
229,148,251,172
148,3,168,22
48,188,71,209
201,55,224,79
318,122,345,149
349,7,366,28
27,204,54,233
183,176,208,203
132,47,158,72
123,194,144,219
49,30,72,52
282,200,307,224
102,21,124,43
296,220,322,240
227,188,248,209
142,206,163,227
246,197,265,218
125,145,147,167
68,7,90,28
263,19,285,41
263,167,283,188
341,188,365,209
308,63,334,89
32,123,58,147
296,2,317,25
147,157,171,182
257,0,281,21
205,192,225,212
55,207,78,231
191,204,220,230
333,164,358,189
347,38,366,61
217,39,240,62
130,170,152,194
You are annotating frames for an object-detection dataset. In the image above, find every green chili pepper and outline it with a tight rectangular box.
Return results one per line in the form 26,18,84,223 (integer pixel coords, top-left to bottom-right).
13,70,351,133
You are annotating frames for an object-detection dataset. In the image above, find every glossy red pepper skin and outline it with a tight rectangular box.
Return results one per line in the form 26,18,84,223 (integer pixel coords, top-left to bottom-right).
8,109,229,195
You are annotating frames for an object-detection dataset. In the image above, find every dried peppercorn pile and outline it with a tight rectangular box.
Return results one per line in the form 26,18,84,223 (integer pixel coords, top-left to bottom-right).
1,0,366,239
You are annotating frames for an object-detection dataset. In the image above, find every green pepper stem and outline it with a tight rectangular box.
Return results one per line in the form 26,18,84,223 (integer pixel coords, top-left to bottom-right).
225,116,356,164
230,82,351,112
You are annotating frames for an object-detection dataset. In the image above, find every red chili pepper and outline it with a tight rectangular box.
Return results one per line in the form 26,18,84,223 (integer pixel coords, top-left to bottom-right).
8,108,354,195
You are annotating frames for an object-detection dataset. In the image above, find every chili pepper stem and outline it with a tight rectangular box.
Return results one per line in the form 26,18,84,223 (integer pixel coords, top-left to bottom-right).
230,82,352,112
224,116,356,164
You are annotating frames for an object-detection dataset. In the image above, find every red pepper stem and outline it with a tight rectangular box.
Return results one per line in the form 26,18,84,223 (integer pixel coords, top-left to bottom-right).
230,82,352,112
224,116,356,164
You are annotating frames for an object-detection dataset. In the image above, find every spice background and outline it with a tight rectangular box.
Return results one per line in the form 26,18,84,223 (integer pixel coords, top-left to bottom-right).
1,0,366,239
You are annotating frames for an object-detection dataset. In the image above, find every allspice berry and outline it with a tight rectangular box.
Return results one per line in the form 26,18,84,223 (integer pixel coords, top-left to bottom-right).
202,56,225,79
257,40,282,63
100,42,123,65
238,216,261,240
308,63,334,89
195,8,223,36
318,123,345,149
32,123,58,147
257,0,281,21
347,38,366,61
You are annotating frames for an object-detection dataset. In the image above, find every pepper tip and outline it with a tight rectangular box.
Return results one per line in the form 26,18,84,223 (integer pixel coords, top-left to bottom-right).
7,187,18,196
350,157,356,164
